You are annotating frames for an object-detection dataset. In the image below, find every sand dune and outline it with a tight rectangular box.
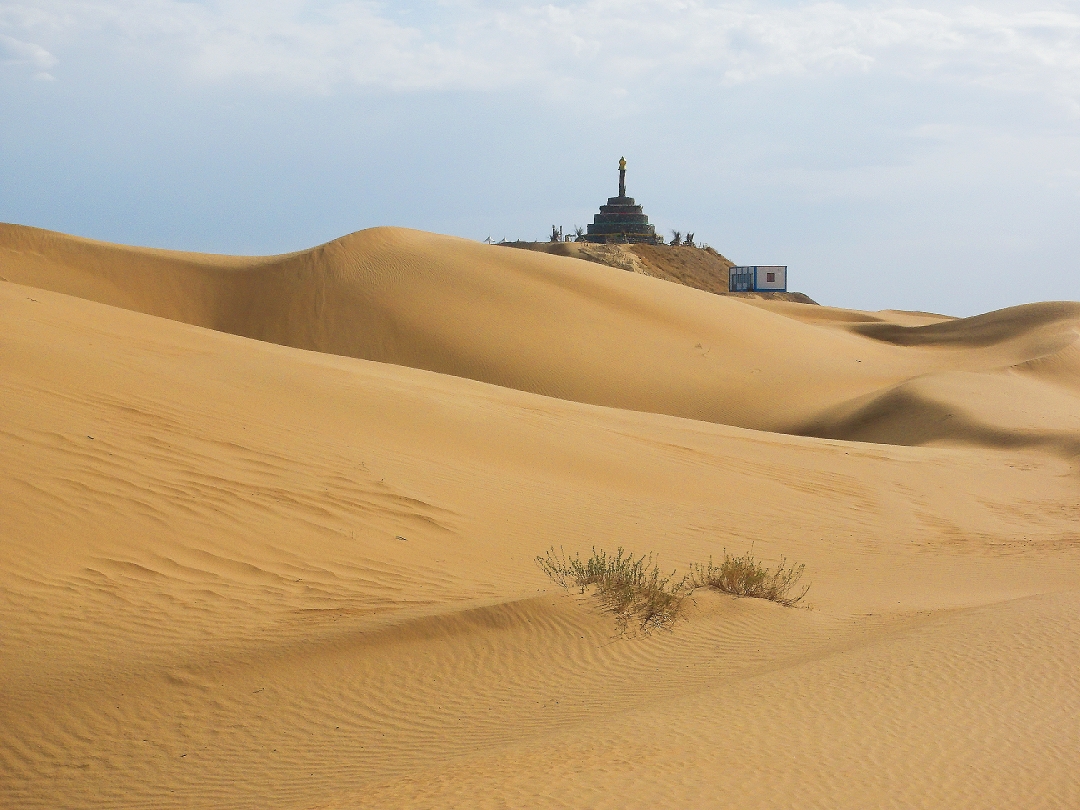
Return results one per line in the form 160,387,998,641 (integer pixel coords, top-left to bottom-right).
2,226,1079,809
3,223,905,432
4,222,1079,447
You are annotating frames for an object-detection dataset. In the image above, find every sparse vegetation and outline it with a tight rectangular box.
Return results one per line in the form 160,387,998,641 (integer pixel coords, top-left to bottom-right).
536,546,687,632
666,231,704,248
688,550,809,607
537,546,810,631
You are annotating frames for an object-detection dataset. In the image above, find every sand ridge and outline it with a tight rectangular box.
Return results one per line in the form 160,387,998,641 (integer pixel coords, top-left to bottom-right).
2,226,1079,808
3,222,1079,447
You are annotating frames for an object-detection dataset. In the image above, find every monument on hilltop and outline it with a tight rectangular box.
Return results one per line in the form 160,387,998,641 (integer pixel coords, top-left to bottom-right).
583,157,659,244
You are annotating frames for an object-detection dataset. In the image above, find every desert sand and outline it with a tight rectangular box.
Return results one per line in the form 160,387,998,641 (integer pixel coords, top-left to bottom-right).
1,223,1078,808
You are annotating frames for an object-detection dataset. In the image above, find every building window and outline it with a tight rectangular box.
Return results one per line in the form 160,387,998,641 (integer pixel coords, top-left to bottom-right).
766,272,775,282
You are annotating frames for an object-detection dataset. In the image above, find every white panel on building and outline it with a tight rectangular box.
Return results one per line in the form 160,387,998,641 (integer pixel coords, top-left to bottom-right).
754,265,787,291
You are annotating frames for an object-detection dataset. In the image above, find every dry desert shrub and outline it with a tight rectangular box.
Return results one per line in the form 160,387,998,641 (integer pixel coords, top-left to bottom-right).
689,550,809,607
536,546,687,632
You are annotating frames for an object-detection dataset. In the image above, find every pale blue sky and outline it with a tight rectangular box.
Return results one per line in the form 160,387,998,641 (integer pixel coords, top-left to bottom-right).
3,1,1079,315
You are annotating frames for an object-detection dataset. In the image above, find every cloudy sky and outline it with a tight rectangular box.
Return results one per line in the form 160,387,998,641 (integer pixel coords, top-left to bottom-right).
3,1,1079,315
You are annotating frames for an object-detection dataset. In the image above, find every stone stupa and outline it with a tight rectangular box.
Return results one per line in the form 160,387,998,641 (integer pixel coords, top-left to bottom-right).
583,157,659,244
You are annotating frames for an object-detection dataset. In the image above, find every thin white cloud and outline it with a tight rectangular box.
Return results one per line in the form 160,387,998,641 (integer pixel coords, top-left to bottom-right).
3,1,1080,109
0,32,57,79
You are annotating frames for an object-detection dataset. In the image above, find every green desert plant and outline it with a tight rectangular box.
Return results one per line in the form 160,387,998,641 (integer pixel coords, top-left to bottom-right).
689,550,809,607
536,546,687,632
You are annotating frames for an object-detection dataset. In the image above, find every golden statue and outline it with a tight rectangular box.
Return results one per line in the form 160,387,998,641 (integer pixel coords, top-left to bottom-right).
618,156,627,197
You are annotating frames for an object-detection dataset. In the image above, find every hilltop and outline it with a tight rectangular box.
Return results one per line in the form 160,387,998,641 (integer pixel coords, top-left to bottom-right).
501,239,817,303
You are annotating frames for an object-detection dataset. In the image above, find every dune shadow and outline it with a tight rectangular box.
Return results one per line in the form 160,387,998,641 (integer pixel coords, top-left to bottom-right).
797,388,1080,461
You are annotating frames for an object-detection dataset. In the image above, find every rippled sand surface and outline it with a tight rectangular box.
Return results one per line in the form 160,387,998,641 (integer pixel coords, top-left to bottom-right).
2,224,1078,808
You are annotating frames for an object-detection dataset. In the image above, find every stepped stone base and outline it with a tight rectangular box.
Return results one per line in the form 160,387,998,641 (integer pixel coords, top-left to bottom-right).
584,194,660,244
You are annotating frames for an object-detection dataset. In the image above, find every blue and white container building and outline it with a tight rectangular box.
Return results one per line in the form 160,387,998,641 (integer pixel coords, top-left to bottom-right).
729,266,787,293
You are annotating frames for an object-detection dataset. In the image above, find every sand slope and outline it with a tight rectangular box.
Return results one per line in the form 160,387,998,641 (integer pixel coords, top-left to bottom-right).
2,275,1079,809
3,224,1080,809
5,222,1079,445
